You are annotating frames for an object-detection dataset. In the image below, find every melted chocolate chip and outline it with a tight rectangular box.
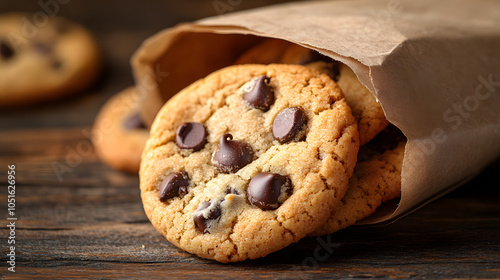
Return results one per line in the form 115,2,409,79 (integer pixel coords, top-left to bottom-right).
193,201,222,234
247,172,292,210
272,107,307,144
0,40,14,60
243,76,274,111
176,122,207,151
123,112,146,130
213,133,254,173
159,171,189,202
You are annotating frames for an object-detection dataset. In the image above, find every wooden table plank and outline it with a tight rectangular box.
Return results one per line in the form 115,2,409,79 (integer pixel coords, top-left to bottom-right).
0,127,499,279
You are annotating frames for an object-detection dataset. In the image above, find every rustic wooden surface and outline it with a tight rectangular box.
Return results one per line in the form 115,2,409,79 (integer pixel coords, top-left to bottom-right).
1,1,499,279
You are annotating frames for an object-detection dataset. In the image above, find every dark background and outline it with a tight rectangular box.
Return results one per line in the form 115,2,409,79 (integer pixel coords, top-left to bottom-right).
0,1,499,279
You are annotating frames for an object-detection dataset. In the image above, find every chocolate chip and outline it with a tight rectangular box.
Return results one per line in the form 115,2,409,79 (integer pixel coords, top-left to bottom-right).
176,122,207,151
243,76,274,111
32,41,53,55
272,107,307,144
221,187,240,203
225,187,240,195
0,40,14,60
247,172,292,210
193,201,221,234
51,59,63,70
123,112,146,130
159,171,189,202
213,133,254,173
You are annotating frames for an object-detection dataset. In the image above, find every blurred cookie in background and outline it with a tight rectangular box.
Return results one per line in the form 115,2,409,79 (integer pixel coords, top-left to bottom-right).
92,87,149,173
0,13,101,106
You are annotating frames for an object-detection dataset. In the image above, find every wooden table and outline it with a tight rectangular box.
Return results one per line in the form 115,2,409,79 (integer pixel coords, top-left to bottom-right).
1,1,499,279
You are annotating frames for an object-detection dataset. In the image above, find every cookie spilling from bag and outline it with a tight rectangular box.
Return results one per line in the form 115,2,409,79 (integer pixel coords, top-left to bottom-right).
311,125,406,236
0,13,101,106
139,64,360,262
97,40,389,175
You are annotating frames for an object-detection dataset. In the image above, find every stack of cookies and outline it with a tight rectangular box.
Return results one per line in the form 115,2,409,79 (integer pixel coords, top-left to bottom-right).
93,39,406,262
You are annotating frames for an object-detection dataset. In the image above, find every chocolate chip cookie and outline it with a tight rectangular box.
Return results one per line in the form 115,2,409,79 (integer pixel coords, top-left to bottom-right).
140,64,359,262
335,64,389,146
92,87,149,173
235,39,389,145
0,13,101,106
311,126,406,236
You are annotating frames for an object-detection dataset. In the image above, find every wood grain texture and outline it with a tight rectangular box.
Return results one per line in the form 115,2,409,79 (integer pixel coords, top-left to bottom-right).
1,0,499,279
1,129,499,279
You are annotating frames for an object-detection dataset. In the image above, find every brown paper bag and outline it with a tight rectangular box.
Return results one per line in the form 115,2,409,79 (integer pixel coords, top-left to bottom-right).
131,0,500,224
